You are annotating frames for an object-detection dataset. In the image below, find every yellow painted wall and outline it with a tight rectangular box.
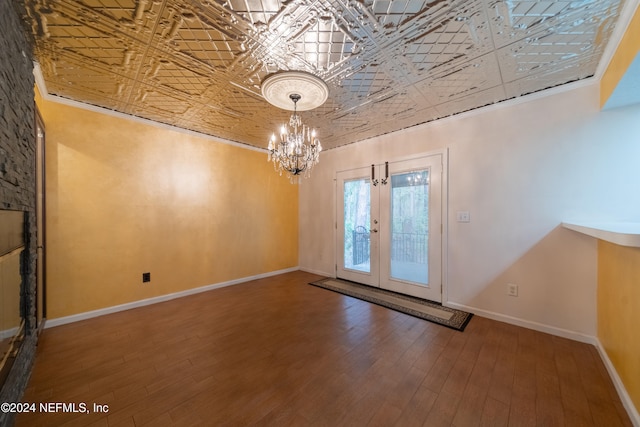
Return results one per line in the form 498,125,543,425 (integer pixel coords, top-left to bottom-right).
35,93,298,319
600,3,640,107
598,240,640,413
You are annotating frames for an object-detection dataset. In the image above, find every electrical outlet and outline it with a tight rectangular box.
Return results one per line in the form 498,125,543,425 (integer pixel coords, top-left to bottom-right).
507,283,518,297
142,272,151,283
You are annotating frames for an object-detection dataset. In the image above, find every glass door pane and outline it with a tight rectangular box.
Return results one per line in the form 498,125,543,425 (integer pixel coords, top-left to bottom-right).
390,170,429,285
336,166,379,287
343,178,371,273
379,154,442,302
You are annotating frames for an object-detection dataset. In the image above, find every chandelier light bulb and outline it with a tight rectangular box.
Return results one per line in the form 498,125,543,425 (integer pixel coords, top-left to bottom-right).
268,134,275,153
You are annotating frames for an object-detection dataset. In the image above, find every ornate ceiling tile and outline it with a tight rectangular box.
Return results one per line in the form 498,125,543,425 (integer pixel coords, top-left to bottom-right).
18,0,625,150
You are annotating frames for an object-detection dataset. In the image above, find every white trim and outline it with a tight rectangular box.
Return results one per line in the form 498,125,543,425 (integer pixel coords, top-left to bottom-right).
595,340,640,427
446,302,597,344
441,148,449,306
32,63,266,154
0,326,20,340
33,62,48,95
45,267,298,328
299,266,334,277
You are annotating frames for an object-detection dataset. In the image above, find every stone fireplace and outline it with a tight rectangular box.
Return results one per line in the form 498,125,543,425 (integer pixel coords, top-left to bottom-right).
0,1,38,426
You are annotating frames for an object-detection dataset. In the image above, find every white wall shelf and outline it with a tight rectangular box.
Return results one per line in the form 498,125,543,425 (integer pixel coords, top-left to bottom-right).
562,222,640,248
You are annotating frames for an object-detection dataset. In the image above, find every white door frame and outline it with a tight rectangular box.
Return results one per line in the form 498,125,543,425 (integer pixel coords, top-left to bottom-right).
334,149,449,303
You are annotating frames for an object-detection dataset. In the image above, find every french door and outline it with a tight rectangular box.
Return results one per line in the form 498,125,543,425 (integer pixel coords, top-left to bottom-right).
337,154,442,302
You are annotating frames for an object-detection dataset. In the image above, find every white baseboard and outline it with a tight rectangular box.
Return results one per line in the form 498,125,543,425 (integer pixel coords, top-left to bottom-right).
0,326,20,340
298,266,334,277
447,302,639,426
45,267,299,328
595,340,640,427
445,302,598,344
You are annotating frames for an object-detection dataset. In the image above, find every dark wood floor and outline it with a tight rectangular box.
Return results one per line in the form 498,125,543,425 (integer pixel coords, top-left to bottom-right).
17,271,631,426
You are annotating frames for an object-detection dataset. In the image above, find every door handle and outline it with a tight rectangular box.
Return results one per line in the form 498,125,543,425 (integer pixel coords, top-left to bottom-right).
371,228,378,233
381,161,389,185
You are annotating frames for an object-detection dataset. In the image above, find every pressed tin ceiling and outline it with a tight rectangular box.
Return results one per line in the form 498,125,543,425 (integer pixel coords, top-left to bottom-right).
18,0,625,150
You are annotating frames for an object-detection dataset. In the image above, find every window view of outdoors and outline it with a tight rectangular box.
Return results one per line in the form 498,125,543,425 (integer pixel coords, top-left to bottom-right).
390,170,429,285
343,178,370,273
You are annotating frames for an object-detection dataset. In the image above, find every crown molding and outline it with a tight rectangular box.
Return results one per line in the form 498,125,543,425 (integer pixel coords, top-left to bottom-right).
32,63,267,154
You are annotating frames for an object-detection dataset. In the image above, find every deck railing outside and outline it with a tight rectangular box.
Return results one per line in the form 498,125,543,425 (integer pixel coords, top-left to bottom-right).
352,229,427,265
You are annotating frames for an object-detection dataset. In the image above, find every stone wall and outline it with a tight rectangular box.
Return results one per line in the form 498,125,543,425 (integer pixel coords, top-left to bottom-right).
0,1,38,426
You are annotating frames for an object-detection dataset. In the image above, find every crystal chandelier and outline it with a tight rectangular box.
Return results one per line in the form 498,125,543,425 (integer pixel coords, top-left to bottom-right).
267,94,322,183
261,71,329,183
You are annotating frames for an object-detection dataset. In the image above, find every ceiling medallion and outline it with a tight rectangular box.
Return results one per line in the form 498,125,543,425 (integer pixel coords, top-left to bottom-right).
261,71,329,111
262,71,328,183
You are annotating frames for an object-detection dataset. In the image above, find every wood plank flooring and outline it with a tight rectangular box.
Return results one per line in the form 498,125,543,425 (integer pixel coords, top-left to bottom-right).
16,271,631,426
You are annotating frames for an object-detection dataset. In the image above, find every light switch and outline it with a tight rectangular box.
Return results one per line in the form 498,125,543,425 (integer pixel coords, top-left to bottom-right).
457,211,470,223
